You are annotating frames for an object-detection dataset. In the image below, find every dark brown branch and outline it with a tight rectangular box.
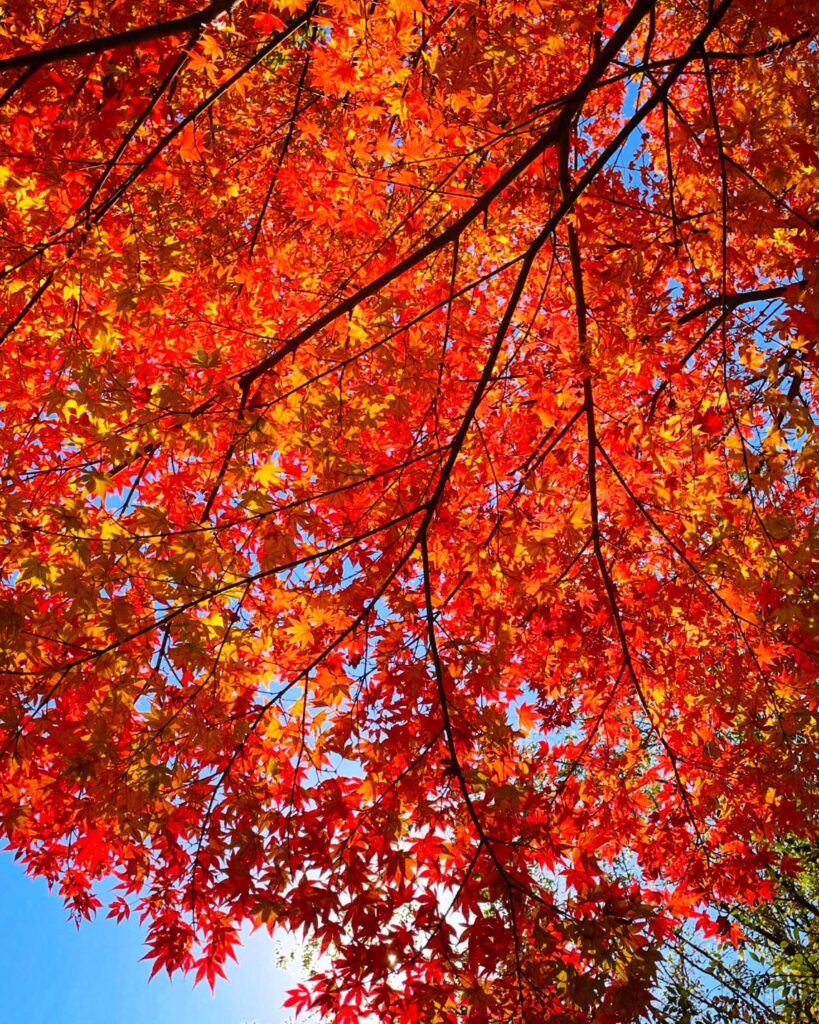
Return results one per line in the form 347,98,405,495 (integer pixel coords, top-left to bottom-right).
558,120,704,843
0,270,55,347
0,0,238,73
247,34,315,260
678,281,803,325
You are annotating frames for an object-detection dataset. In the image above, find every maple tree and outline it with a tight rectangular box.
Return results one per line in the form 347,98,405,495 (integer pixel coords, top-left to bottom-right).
0,0,817,1019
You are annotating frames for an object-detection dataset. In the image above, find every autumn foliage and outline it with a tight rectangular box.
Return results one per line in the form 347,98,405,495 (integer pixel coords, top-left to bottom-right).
0,0,817,1019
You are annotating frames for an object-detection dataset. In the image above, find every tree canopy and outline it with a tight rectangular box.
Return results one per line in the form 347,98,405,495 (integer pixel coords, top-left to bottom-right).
0,0,817,1020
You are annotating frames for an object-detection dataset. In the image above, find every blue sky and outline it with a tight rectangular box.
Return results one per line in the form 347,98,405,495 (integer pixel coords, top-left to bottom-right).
0,852,299,1024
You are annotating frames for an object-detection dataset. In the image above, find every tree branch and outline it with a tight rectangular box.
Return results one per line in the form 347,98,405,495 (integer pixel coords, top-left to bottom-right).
0,0,239,73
